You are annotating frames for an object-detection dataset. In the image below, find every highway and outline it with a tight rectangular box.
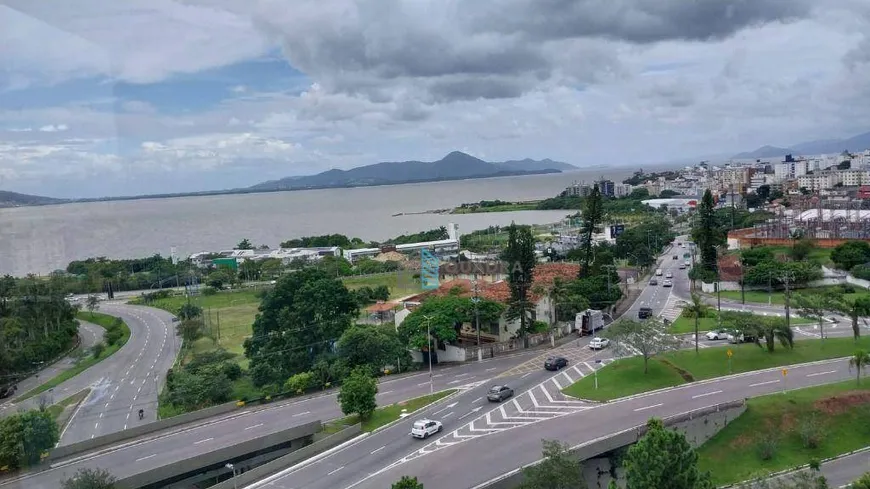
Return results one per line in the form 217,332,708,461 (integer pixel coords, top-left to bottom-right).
0,348,548,489
5,303,180,446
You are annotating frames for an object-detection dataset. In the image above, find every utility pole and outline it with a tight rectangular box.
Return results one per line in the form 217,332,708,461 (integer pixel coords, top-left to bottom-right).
472,275,481,348
423,315,434,394
782,270,794,329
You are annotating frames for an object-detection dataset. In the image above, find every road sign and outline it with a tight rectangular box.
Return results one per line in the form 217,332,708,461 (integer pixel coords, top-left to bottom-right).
726,349,733,358
782,369,788,377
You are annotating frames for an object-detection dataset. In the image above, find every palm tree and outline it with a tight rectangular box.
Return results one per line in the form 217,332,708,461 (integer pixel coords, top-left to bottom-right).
849,349,870,386
683,293,710,354
750,317,794,353
829,293,870,341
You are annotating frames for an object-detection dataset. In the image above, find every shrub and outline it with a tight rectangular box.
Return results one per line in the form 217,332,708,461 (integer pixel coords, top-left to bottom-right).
220,362,242,381
755,431,779,461
284,372,314,394
104,328,122,346
201,286,218,296
798,412,825,449
92,342,106,359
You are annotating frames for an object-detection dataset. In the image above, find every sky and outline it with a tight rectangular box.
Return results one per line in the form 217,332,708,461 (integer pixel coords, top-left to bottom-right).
2,0,870,198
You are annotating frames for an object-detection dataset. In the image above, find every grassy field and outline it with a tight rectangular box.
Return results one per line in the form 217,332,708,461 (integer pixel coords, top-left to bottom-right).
342,271,422,299
18,312,131,401
324,390,456,434
743,246,833,265
720,286,870,306
697,381,870,485
562,336,870,402
669,313,813,335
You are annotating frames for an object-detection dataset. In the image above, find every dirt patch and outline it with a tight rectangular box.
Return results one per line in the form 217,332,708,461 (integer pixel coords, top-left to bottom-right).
658,358,696,382
813,391,870,415
731,433,754,449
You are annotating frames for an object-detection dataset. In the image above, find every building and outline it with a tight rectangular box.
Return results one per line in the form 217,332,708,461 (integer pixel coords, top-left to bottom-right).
597,179,615,197
344,223,461,263
614,183,634,197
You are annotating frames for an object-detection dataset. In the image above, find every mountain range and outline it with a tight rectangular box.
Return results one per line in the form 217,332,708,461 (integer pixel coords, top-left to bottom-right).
733,130,870,159
248,151,576,191
0,190,65,208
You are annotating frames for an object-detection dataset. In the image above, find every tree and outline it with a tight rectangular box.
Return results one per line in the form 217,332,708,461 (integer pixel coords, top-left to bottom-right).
501,223,537,344
338,366,378,420
519,439,586,489
244,268,358,386
86,294,100,316
0,409,59,469
683,293,710,354
692,189,722,276
850,472,870,489
337,325,409,374
392,476,424,489
176,319,205,345
794,293,833,341
177,302,202,320
236,238,254,250
830,241,870,271
164,368,232,411
827,292,870,340
849,349,870,385
579,185,604,278
747,316,795,353
398,295,503,348
61,468,117,489
623,418,712,489
603,318,680,374
791,238,815,262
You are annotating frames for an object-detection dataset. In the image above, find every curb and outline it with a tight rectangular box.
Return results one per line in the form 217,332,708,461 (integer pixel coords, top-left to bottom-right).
718,445,870,488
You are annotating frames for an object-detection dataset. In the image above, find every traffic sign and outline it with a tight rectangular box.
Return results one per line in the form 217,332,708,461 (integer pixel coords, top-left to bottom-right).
782,369,788,377
726,349,733,358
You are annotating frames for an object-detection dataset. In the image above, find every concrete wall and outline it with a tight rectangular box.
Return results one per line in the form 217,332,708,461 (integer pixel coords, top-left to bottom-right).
440,344,467,362
479,400,746,489
48,401,241,461
115,420,321,489
206,424,361,489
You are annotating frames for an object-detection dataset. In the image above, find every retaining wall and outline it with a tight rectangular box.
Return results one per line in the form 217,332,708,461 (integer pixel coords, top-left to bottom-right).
207,424,362,489
479,400,746,489
115,421,321,489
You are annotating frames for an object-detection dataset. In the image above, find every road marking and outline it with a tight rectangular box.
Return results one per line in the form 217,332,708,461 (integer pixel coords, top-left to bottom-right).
104,402,109,408
486,367,497,372
521,373,532,379
193,438,213,445
327,466,344,476
691,390,722,399
292,411,311,417
417,382,429,386
99,413,103,418
136,454,156,462
124,424,127,430
433,374,443,378
94,422,99,429
459,406,482,420
447,380,461,385
245,424,264,431
455,373,471,378
750,380,780,387
433,403,458,416
442,411,454,418
371,446,385,454
807,370,837,377
633,403,663,412
380,390,393,395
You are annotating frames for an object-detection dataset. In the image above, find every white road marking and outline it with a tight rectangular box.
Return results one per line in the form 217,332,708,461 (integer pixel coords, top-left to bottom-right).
442,412,454,418
486,367,497,372
245,424,264,431
447,380,461,385
194,438,213,445
807,370,837,377
136,454,156,462
292,411,311,417
94,422,99,430
521,373,532,379
691,390,722,399
750,380,780,387
380,391,393,395
371,446,385,454
328,466,344,476
634,403,663,412
99,413,103,418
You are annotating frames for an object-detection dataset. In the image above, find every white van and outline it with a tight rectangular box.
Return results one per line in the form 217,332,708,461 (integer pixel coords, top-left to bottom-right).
655,269,663,276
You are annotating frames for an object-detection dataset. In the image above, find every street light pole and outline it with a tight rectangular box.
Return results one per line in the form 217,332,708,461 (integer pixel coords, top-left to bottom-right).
472,276,481,348
423,315,434,394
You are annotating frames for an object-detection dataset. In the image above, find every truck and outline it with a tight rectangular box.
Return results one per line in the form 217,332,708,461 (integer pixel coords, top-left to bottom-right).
576,309,606,336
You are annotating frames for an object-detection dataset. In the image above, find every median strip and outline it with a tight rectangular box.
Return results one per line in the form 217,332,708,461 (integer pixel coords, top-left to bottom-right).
323,389,457,435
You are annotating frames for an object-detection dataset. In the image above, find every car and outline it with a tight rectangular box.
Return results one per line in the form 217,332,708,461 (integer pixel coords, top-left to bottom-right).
649,278,658,286
544,356,568,371
727,331,757,344
679,264,686,270
589,337,610,350
655,269,663,276
822,316,838,324
673,255,678,260
638,307,653,319
487,385,514,402
410,419,442,439
662,279,673,287
684,260,691,267
705,329,729,340
171,316,179,323
665,271,673,278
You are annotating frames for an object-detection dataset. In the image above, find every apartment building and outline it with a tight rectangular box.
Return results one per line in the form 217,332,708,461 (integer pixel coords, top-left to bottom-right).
797,172,840,191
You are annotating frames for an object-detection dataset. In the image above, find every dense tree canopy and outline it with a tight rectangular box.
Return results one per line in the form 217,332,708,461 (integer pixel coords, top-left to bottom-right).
244,268,359,386
337,325,409,374
502,224,537,339
0,409,59,469
831,241,870,271
624,418,712,489
398,295,504,349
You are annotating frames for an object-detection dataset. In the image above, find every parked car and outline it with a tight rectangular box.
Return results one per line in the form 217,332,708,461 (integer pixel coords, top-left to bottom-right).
705,329,729,340
410,419,442,439
544,356,568,371
727,331,757,344
589,337,610,350
487,385,514,402
638,307,653,319
649,278,658,286
662,280,673,287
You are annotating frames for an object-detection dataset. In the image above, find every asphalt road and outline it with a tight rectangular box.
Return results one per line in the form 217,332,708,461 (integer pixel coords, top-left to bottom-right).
0,348,548,489
3,303,181,447
822,450,870,488
351,357,858,489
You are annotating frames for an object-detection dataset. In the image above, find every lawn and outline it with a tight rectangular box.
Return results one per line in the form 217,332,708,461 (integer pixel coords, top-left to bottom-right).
720,286,870,306
669,313,813,335
697,381,870,485
562,336,870,402
342,271,422,299
18,312,131,401
324,389,456,434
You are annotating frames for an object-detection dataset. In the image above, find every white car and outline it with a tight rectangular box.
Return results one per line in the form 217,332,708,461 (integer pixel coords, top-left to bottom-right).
662,279,673,287
411,419,442,439
706,329,729,340
589,337,610,350
665,272,673,279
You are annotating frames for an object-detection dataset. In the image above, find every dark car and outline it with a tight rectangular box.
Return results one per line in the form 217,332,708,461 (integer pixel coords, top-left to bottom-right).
638,307,653,319
544,356,568,371
673,255,678,260
649,278,658,286
487,385,514,402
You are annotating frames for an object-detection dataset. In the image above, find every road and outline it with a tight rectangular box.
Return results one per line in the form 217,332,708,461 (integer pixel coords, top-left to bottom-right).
822,450,870,488
0,348,550,489
3,303,180,447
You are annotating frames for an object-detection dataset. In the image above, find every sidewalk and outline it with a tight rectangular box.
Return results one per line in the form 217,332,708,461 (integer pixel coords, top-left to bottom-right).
0,321,104,410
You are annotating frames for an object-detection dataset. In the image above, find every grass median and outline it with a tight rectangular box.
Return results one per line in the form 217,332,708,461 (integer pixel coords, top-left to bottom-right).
47,389,90,422
720,285,870,306
562,336,870,402
697,381,870,485
324,389,456,434
669,314,813,334
17,312,130,402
